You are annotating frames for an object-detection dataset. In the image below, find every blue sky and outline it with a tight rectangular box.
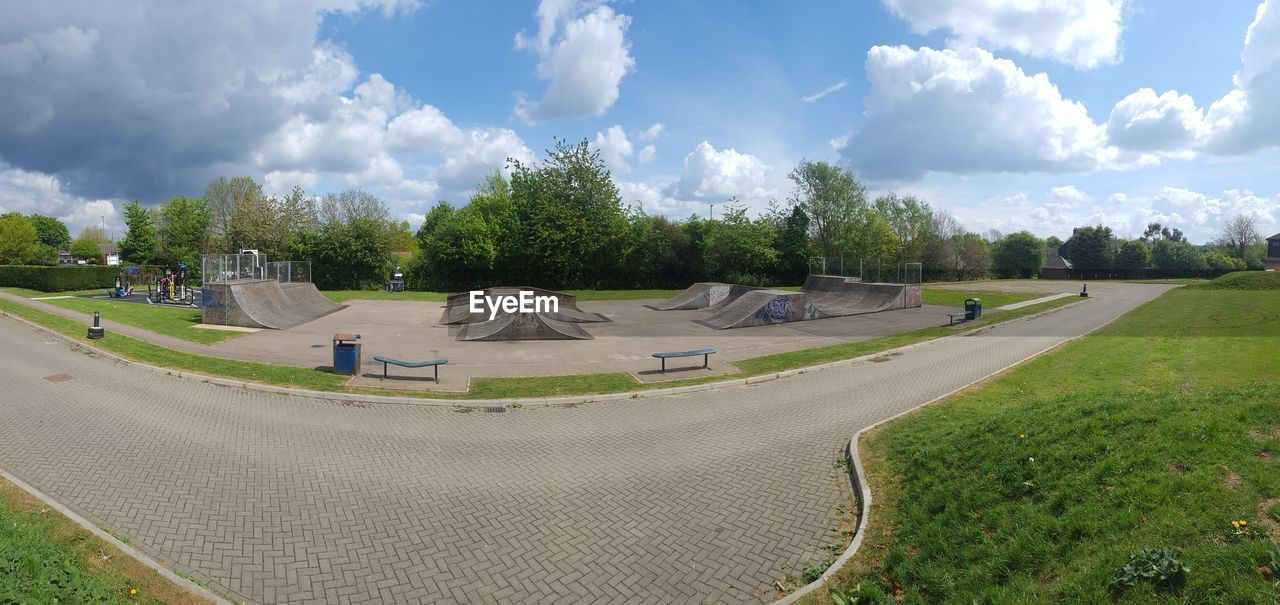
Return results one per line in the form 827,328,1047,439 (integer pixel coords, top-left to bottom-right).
1,0,1278,243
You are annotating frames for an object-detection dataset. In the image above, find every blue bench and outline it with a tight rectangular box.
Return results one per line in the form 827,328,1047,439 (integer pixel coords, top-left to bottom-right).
652,348,717,374
372,355,448,382
945,312,968,326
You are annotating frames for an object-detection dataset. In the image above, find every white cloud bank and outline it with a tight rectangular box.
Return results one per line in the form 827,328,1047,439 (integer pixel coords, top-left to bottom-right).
514,0,635,123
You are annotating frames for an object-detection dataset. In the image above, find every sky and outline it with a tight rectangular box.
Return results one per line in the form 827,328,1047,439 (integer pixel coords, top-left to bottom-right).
1,0,1279,244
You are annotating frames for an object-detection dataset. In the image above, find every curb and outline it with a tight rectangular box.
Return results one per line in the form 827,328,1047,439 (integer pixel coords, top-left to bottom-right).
1,299,1087,408
0,469,231,605
775,296,1133,604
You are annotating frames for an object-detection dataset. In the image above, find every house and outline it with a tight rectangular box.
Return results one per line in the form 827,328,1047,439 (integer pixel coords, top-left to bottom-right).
1039,245,1073,279
1267,233,1280,271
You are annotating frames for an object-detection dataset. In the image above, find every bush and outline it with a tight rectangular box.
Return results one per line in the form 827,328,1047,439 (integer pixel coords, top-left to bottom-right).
1196,270,1280,290
0,265,119,291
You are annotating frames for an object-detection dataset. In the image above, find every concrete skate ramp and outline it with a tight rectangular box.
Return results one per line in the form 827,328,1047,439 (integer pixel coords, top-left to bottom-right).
649,282,763,311
278,282,345,318
456,312,592,341
445,287,576,311
697,290,821,329
696,277,922,330
201,279,346,330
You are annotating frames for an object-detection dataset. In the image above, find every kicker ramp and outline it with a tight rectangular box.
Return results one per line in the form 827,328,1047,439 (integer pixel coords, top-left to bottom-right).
456,312,592,341
440,286,607,325
649,282,763,310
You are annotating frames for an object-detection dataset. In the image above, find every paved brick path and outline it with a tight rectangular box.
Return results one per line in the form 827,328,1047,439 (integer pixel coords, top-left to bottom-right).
0,284,1171,603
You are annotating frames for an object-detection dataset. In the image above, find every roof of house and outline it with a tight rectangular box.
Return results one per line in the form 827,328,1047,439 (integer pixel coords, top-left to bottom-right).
1268,232,1280,241
97,242,118,255
1043,245,1073,270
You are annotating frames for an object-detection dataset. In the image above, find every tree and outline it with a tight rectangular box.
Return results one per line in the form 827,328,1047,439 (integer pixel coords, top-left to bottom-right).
1203,251,1246,276
156,196,211,270
1141,222,1185,244
1061,225,1115,271
70,236,104,263
204,176,266,251
873,193,933,263
1150,239,1204,277
0,212,38,264
509,138,628,288
787,160,867,259
1115,240,1151,270
991,231,1043,278
1045,235,1064,250
701,204,777,284
30,215,71,250
1218,215,1261,259
955,233,991,280
119,200,158,265
772,204,812,285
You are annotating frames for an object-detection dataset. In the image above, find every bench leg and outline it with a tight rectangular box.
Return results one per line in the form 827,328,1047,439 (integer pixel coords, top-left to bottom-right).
434,364,439,383
703,353,709,369
660,358,666,374
382,362,388,379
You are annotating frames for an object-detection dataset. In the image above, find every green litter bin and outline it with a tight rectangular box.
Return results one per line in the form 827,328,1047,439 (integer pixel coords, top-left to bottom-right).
964,298,982,320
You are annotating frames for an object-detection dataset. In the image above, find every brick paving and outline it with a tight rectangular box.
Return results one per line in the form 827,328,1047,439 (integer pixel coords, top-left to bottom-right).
0,283,1171,603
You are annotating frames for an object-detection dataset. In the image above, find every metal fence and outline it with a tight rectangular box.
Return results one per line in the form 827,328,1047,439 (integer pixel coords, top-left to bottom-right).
264,261,311,283
808,257,924,284
202,254,313,284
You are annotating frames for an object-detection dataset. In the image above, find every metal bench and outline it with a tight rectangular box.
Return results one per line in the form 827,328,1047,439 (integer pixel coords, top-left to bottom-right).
652,348,717,374
945,312,968,326
372,355,448,382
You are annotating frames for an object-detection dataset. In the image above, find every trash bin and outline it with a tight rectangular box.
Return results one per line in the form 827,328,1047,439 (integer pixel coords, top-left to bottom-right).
964,298,982,320
333,333,361,375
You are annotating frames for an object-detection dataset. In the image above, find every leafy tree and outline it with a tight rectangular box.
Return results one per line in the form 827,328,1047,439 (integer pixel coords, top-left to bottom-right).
156,196,211,269
787,160,867,259
30,215,71,250
991,231,1043,278
204,176,266,251
119,200,158,265
955,233,991,280
1061,225,1114,270
1115,240,1151,270
415,209,498,290
855,211,904,281
69,236,103,263
509,138,627,288
1150,239,1205,277
1203,251,1246,276
0,212,38,264
701,204,777,284
1045,235,1064,250
27,244,60,266
873,193,933,263
773,204,812,285
1141,222,1185,244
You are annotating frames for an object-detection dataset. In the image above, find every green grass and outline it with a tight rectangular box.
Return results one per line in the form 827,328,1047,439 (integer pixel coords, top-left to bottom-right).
3,286,105,298
920,288,1033,309
0,479,207,604
1125,278,1210,286
1195,270,1280,290
35,297,243,345
2,289,1081,401
818,288,1280,604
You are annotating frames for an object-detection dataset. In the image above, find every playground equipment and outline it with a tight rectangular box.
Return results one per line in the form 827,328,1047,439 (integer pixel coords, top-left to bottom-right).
147,263,196,306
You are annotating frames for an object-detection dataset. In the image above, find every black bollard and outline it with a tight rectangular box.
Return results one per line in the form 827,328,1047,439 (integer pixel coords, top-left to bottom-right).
87,310,105,339
1080,283,1089,298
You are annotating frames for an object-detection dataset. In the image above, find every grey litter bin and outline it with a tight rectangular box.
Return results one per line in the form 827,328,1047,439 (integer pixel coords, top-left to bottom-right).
333,333,361,375
964,298,982,320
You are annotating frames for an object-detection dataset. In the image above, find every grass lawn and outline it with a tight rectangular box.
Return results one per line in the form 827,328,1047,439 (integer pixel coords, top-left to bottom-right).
1,291,1080,401
920,288,1033,309
35,296,244,345
0,477,210,604
815,287,1280,604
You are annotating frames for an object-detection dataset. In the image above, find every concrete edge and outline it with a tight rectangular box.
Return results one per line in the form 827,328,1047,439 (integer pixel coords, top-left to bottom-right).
0,298,1087,408
0,468,231,605
775,296,1130,604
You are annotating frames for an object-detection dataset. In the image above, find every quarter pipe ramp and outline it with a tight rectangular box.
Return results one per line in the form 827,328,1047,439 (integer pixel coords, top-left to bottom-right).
649,282,762,311
456,312,592,341
201,279,346,330
695,275,922,330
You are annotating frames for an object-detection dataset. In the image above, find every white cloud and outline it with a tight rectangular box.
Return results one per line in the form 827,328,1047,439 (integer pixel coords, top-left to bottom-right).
1107,88,1205,153
437,128,534,191
1047,185,1091,208
345,153,405,187
880,0,1124,69
1107,192,1129,204
637,145,656,165
675,141,773,201
0,166,120,235
263,170,320,196
592,125,633,174
386,103,463,153
838,45,1119,181
1203,0,1280,154
514,1,635,123
637,123,665,141
801,78,848,103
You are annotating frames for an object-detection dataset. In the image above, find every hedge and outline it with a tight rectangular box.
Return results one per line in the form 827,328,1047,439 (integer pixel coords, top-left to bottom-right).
0,265,119,292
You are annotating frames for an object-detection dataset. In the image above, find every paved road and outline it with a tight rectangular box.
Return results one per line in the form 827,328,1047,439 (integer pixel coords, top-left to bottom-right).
0,284,1171,604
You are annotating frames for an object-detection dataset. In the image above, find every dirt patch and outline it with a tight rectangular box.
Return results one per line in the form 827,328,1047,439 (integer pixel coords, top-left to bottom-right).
1166,462,1188,474
1257,498,1280,543
1224,468,1242,492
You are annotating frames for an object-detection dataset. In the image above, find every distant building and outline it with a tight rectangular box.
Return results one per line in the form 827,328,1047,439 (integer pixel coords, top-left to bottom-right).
1267,233,1280,271
1040,245,1073,280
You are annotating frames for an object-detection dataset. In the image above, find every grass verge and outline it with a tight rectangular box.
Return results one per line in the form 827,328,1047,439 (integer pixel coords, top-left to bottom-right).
920,288,1032,309
814,288,1280,604
0,476,210,604
33,296,243,345
1,295,1080,401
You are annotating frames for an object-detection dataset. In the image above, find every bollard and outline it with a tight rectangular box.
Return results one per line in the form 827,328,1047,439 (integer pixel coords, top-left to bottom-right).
1080,283,1089,298
87,310,105,339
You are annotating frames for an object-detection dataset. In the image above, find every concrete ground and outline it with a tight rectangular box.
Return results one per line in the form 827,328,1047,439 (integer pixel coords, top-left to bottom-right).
208,299,968,390
0,282,1173,604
